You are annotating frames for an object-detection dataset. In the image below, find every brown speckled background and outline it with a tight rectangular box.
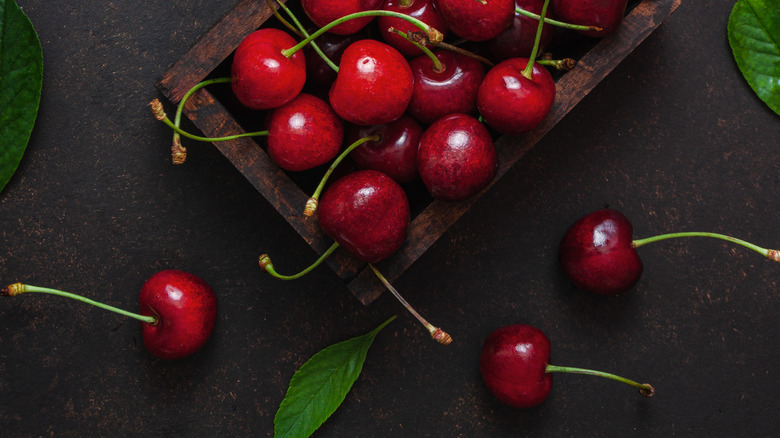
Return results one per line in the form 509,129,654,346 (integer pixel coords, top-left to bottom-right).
2,1,779,436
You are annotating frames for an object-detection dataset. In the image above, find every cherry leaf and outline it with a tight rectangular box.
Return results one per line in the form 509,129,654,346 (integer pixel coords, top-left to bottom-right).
0,0,43,194
274,316,396,438
727,0,780,116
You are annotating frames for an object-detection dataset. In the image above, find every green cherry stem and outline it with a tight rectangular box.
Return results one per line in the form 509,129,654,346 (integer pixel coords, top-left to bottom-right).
1,283,157,324
388,27,444,72
259,242,341,280
271,0,339,73
368,264,452,345
546,364,655,397
266,0,305,38
304,134,381,217
170,77,233,164
522,0,551,80
281,10,443,58
632,232,780,262
151,99,269,143
515,7,603,32
536,57,576,71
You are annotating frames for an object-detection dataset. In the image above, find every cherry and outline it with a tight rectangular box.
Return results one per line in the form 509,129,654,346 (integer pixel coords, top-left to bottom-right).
417,113,497,201
377,0,450,57
304,30,367,92
2,269,217,360
436,0,515,42
485,0,556,61
329,39,414,126
317,170,410,263
344,115,423,185
551,0,628,38
301,0,384,35
406,49,486,125
559,208,780,295
477,0,556,135
480,324,654,408
266,93,344,172
231,28,306,110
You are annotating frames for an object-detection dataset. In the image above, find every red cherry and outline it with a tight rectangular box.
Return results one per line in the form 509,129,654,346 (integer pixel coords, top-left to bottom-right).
304,30,367,92
436,0,515,41
317,170,410,263
551,0,628,38
231,28,306,110
267,93,344,172
139,269,218,360
477,58,555,135
344,115,423,185
480,324,553,408
558,209,643,295
329,39,414,126
302,0,384,35
407,50,486,125
377,0,450,57
486,0,556,61
417,113,497,201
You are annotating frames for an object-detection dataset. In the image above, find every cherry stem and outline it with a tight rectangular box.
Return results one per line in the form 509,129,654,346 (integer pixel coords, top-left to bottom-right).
432,40,495,67
281,10,443,58
632,232,780,262
258,242,340,280
368,264,452,345
170,77,233,164
536,58,576,71
1,283,157,324
266,0,305,39
304,134,381,217
151,99,269,143
515,7,603,32
387,27,444,72
546,364,655,397
270,0,339,73
522,0,551,79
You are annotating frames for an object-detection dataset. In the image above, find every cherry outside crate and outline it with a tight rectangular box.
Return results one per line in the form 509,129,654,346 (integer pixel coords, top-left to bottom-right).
155,0,682,305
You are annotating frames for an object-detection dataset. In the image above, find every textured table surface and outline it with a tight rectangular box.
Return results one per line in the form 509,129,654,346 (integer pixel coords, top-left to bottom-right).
1,1,778,436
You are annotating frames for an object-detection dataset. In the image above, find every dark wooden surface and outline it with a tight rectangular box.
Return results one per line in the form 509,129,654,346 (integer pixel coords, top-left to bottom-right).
1,1,778,436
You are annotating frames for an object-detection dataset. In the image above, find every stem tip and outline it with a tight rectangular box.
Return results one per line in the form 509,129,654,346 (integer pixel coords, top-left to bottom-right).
304,198,318,217
258,254,273,272
1,283,24,297
639,384,655,397
431,328,452,345
767,249,780,262
171,137,187,165
150,99,166,121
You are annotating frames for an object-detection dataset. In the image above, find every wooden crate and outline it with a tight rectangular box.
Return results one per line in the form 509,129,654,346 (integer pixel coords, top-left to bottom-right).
155,0,682,305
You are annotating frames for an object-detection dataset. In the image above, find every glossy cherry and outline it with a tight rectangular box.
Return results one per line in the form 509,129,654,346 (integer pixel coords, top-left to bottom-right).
417,113,497,201
304,30,367,92
377,0,450,57
551,0,628,37
231,28,306,110
317,170,410,263
2,269,217,360
559,208,780,295
480,324,654,408
267,93,344,172
436,0,515,41
302,0,384,35
329,39,414,126
344,115,423,184
477,58,556,135
486,0,557,61
406,50,486,125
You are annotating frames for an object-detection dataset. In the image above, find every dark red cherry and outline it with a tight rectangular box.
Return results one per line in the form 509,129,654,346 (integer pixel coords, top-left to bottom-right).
266,93,344,172
406,50,486,125
480,324,553,408
329,39,414,126
317,170,410,263
231,28,306,110
486,0,556,61
304,30,367,92
558,208,643,295
344,115,423,184
436,0,515,41
377,0,450,57
551,0,628,37
417,113,497,201
302,0,384,35
477,58,555,135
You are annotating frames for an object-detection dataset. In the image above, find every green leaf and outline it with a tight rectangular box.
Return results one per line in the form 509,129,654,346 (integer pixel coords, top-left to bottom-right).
0,0,43,194
727,0,780,116
274,316,396,438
